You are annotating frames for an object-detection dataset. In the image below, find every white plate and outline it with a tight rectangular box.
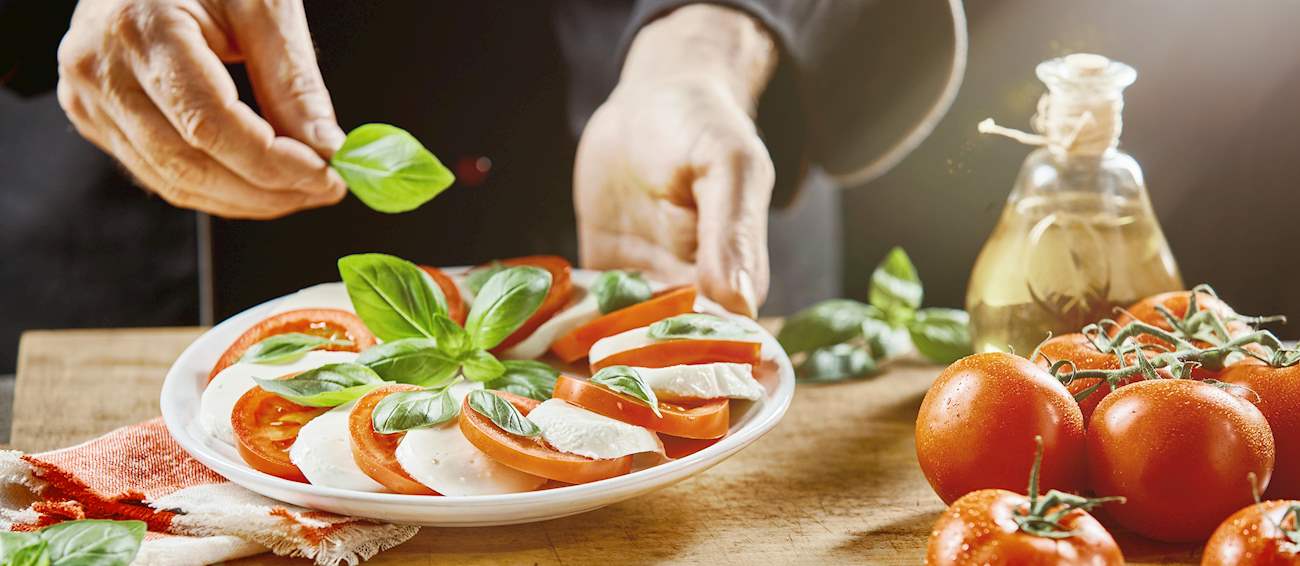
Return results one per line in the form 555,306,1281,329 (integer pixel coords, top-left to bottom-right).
160,269,795,526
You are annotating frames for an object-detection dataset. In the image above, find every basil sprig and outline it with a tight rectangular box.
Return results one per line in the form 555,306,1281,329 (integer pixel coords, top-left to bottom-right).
331,124,455,214
241,333,352,365
591,365,662,417
647,314,755,341
254,362,386,407
0,520,145,566
356,337,460,389
781,247,973,382
467,390,540,437
371,388,459,434
484,360,559,401
465,266,552,349
338,253,448,341
591,270,652,314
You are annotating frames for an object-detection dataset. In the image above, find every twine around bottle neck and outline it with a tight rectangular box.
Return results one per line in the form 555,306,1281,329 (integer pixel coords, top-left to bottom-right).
979,88,1124,157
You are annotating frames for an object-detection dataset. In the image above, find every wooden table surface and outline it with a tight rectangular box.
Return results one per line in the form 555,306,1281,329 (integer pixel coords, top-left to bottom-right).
14,328,1203,565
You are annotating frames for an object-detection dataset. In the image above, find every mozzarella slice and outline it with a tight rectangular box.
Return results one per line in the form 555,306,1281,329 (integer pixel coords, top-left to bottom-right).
270,282,355,314
527,399,663,460
635,363,765,401
500,292,598,360
200,351,359,446
289,401,387,492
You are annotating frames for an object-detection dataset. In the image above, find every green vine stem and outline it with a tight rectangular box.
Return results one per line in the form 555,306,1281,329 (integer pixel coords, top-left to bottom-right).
1248,472,1300,547
1015,436,1123,539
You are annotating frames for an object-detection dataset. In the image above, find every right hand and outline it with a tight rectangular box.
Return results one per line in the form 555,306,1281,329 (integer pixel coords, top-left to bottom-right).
57,0,347,219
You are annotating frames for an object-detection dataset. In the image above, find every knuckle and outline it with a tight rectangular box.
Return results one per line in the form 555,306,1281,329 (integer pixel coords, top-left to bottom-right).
175,103,225,152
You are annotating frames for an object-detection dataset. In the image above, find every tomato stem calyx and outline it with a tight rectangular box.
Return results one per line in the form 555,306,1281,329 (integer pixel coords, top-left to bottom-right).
1015,436,1123,540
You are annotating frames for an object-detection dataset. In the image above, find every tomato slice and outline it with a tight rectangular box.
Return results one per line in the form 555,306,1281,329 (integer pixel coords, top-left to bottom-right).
591,339,762,373
660,434,723,459
551,286,697,363
209,308,376,382
419,265,468,326
553,375,729,439
480,256,573,351
348,384,439,495
458,390,631,484
231,385,328,482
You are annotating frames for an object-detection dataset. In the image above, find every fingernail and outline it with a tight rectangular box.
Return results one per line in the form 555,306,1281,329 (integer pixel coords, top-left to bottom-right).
309,121,346,156
732,269,758,318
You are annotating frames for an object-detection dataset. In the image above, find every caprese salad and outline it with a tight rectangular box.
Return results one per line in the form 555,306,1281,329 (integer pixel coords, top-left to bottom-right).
198,253,768,496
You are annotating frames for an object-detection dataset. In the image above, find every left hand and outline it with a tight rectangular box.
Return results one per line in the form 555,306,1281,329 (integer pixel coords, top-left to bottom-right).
574,5,778,318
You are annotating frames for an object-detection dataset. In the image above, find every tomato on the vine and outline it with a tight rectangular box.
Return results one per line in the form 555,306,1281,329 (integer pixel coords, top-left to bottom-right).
1222,362,1300,500
1086,379,1275,542
1203,499,1300,566
916,352,1086,504
1032,333,1126,423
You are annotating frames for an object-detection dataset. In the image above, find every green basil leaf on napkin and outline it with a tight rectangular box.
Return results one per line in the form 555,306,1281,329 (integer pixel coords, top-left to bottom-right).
906,308,973,364
869,246,923,323
591,365,661,417
591,270,652,314
371,388,459,434
777,299,882,355
356,338,460,389
338,253,447,341
331,124,455,214
796,344,878,383
467,390,540,437
647,314,755,341
465,266,552,350
39,519,145,566
485,360,559,401
254,363,385,407
241,333,352,365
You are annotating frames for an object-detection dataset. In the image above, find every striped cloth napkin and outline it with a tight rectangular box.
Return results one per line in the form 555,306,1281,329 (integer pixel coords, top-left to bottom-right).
0,418,418,565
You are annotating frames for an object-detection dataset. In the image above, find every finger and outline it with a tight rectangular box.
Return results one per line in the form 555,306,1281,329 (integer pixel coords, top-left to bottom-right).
119,5,345,199
224,0,345,158
691,144,774,318
579,223,697,286
58,79,112,153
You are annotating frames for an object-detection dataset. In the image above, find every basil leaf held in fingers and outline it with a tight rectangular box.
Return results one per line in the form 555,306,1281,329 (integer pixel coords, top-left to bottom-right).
39,519,145,566
464,261,505,296
371,388,459,434
647,313,756,341
356,338,460,389
591,270,653,314
485,360,559,401
254,363,385,407
869,246,923,323
796,343,878,383
241,333,352,365
331,123,455,213
778,299,882,355
465,266,552,349
338,253,447,341
468,389,541,437
906,308,973,364
591,365,662,417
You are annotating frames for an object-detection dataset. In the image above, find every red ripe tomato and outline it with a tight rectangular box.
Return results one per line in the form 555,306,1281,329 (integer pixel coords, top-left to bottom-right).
487,256,574,351
916,352,1086,504
927,489,1123,565
1222,363,1300,500
1032,333,1125,423
231,385,327,482
209,309,376,382
1202,500,1300,566
348,384,438,495
552,375,729,439
1086,379,1275,542
1113,290,1249,357
551,286,697,363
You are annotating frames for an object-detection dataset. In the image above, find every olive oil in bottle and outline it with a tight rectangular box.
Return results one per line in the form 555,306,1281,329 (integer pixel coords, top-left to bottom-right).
967,54,1182,354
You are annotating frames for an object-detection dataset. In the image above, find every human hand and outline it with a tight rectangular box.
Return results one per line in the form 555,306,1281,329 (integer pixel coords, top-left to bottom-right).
57,0,346,219
574,5,778,317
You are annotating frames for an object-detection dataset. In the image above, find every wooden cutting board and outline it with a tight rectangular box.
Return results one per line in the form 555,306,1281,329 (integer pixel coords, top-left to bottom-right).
13,327,1200,564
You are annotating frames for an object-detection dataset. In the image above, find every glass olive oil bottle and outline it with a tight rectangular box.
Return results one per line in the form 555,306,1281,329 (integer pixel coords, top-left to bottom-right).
967,54,1182,354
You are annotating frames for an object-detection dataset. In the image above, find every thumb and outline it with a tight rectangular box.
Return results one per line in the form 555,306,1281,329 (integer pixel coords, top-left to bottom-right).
226,1,345,159
692,143,774,318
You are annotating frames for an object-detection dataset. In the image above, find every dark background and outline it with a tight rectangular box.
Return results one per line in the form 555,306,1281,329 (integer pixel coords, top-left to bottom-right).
3,0,1300,376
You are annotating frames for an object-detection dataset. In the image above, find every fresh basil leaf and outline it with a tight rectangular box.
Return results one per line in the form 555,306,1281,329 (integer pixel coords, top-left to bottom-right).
331,123,455,214
356,338,459,389
591,365,662,417
0,532,47,566
485,360,559,401
338,253,447,341
254,363,385,407
371,388,459,434
647,313,756,341
241,333,351,365
429,314,472,358
861,317,909,360
591,270,652,314
796,344,878,382
461,349,506,382
464,262,505,296
465,266,552,349
869,246,923,322
468,389,540,437
39,519,145,566
907,308,973,364
777,299,882,355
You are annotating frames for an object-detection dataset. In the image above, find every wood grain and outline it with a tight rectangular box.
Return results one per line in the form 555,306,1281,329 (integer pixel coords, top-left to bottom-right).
14,328,1201,564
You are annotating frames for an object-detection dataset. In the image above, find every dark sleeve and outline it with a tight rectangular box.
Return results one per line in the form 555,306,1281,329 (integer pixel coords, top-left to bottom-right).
0,0,78,97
